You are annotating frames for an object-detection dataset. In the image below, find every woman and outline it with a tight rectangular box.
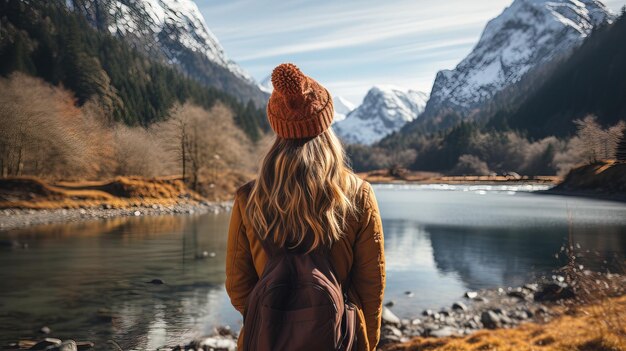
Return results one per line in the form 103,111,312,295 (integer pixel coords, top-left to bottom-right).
225,63,385,351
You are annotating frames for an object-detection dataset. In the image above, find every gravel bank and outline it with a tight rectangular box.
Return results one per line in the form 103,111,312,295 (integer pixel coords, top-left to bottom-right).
0,201,233,231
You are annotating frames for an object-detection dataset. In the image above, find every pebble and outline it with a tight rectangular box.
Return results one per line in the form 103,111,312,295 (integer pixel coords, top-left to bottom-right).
189,336,236,351
50,340,77,351
382,307,401,325
29,338,61,350
464,291,478,299
382,325,403,338
481,310,501,329
430,326,460,338
452,301,468,311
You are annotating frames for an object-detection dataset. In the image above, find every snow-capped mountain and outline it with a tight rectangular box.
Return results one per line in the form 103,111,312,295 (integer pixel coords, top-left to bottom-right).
333,96,355,123
333,86,428,145
66,0,267,105
422,0,612,120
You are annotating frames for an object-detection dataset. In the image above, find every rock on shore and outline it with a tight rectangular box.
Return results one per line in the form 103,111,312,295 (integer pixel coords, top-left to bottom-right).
378,280,570,347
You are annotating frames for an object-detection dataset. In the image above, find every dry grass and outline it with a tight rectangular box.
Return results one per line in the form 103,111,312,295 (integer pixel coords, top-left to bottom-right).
383,221,626,351
0,176,205,209
552,160,626,195
382,295,626,351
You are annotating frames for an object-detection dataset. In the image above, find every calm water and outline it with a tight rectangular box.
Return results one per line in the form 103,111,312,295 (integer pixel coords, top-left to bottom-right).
1,184,626,349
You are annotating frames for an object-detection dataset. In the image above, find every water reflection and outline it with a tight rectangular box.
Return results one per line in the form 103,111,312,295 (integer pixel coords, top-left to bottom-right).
1,186,626,348
0,213,236,349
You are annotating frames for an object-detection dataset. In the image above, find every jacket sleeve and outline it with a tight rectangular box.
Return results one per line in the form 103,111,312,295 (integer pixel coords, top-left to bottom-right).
352,182,386,350
225,193,258,315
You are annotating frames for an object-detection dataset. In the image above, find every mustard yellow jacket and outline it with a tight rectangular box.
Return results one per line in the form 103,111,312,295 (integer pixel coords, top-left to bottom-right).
225,179,385,351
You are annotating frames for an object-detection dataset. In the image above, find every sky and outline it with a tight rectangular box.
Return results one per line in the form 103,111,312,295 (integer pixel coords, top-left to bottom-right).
197,0,626,105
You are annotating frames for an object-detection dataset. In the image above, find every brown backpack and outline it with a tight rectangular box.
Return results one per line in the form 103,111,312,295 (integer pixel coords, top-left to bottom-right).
241,237,357,351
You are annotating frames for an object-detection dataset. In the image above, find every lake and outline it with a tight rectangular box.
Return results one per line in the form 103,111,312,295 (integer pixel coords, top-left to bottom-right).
1,184,626,349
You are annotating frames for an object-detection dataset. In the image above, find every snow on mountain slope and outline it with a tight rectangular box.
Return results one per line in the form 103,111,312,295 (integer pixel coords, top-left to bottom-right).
333,86,428,145
422,0,612,119
258,74,273,94
333,96,355,123
66,0,267,105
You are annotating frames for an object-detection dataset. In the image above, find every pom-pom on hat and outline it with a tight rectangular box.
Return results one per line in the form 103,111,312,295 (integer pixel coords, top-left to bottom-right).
267,63,334,139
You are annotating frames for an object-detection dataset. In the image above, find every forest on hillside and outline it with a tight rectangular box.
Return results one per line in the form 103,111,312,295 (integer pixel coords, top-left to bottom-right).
0,73,271,198
0,0,275,198
347,11,626,176
0,0,268,140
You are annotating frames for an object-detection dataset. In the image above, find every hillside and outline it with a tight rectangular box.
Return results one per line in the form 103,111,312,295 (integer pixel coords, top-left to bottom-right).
414,0,612,129
66,0,268,108
546,160,626,201
368,12,626,176
0,0,268,139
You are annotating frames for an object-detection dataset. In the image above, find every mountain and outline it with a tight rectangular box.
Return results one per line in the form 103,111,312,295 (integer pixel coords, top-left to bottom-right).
333,86,428,145
333,96,355,123
65,0,268,106
0,0,267,138
419,0,612,126
488,12,626,138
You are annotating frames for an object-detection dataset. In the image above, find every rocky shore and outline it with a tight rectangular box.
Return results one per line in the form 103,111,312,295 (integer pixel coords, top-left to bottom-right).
378,282,558,347
0,201,233,231
5,272,623,351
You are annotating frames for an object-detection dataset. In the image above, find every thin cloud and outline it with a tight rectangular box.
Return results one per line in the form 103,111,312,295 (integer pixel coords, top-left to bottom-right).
197,0,626,102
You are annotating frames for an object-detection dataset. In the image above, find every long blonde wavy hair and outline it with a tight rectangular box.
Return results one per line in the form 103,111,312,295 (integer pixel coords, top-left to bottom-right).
245,129,360,251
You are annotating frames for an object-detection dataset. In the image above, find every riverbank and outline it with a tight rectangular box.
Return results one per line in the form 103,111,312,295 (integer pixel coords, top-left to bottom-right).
184,272,624,351
9,272,621,351
0,176,233,230
543,160,626,202
357,168,559,185
377,271,626,349
0,201,232,231
383,294,626,351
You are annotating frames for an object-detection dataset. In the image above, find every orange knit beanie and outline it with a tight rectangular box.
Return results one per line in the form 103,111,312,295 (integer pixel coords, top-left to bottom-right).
267,63,334,139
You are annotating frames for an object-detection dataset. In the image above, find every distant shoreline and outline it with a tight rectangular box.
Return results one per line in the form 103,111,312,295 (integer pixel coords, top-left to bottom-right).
0,176,233,231
539,161,626,203
0,201,232,232
357,169,560,185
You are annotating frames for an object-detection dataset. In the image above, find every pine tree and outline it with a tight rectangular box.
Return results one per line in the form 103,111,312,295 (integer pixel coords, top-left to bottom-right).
0,0,267,138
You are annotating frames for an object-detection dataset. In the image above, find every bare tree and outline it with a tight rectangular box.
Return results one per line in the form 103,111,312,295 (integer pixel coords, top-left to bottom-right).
157,102,252,191
0,73,103,180
112,126,175,177
452,154,492,176
574,115,603,163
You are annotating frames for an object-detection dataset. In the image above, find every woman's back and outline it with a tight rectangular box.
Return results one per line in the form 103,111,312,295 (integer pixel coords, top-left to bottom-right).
225,63,385,351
